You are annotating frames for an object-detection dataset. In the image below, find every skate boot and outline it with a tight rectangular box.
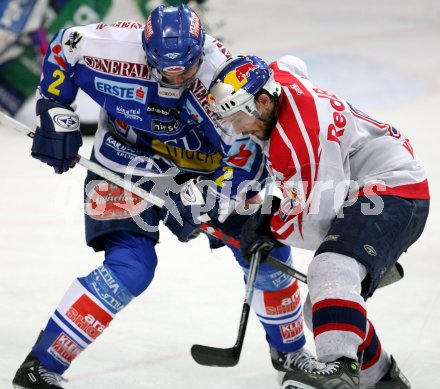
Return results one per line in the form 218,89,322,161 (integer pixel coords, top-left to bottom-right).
281,355,360,389
271,346,341,386
375,355,411,388
12,352,66,389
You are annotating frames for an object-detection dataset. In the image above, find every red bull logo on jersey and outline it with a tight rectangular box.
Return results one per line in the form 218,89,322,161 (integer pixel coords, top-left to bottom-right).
224,61,260,91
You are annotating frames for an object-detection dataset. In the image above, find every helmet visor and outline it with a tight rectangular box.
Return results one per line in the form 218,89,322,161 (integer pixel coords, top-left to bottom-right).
220,110,258,134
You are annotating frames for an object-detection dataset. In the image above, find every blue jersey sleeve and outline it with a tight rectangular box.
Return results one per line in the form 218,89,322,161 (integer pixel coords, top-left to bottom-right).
212,136,267,202
38,28,79,105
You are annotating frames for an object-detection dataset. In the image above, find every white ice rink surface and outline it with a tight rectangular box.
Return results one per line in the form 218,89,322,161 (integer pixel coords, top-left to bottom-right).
1,0,440,388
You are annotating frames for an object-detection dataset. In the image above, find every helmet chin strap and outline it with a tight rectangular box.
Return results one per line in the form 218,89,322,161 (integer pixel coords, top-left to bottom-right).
252,103,264,120
149,67,185,90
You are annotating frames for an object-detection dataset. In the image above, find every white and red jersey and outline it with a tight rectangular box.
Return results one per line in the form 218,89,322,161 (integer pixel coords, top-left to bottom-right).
267,56,430,250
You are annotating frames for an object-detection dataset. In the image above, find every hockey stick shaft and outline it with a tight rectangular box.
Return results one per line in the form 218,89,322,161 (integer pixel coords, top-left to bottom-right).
0,111,308,284
190,227,268,367
1,113,167,208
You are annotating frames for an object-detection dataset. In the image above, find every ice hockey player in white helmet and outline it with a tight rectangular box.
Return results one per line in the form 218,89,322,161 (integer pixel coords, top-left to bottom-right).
208,54,429,388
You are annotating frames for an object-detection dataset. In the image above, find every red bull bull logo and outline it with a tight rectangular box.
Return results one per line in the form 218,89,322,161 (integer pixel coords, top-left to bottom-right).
224,61,259,91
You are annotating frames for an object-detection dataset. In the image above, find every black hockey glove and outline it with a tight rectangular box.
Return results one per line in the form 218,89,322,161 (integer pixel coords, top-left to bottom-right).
31,98,82,174
240,195,282,262
160,177,220,242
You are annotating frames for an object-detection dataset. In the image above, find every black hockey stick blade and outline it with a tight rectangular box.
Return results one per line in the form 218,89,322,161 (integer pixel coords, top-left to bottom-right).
191,344,241,367
191,297,251,366
378,262,404,288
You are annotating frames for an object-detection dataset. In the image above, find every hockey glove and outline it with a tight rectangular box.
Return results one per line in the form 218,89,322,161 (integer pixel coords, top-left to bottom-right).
240,195,282,262
31,98,82,174
160,177,220,242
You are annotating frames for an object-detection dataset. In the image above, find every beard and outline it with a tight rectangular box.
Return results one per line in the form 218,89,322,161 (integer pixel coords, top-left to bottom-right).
257,110,277,140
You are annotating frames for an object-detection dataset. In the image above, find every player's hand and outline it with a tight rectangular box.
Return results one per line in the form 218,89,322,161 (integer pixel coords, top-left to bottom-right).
240,195,282,261
31,98,82,174
160,177,219,242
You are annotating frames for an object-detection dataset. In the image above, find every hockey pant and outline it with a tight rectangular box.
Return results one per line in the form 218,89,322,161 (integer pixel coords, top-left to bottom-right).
32,232,305,373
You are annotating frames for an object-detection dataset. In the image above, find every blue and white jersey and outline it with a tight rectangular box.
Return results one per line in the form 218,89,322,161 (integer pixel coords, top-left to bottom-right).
38,21,267,213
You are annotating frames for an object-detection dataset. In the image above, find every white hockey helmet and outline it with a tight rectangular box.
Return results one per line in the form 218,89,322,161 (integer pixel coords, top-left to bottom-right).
208,55,281,118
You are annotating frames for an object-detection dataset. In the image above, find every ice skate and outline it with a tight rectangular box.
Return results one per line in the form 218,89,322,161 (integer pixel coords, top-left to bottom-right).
271,346,345,386
12,352,66,389
374,355,411,388
280,355,360,389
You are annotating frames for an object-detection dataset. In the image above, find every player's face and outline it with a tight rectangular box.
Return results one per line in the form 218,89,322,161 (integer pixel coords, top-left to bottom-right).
159,61,201,86
224,112,268,140
224,97,276,140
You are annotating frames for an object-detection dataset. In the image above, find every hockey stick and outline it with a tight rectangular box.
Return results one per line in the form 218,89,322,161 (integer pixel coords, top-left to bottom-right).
0,111,308,284
190,241,269,367
1,112,405,289
2,112,405,367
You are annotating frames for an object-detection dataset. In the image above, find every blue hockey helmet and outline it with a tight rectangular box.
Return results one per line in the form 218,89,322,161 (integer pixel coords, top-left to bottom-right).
143,4,205,74
208,55,281,118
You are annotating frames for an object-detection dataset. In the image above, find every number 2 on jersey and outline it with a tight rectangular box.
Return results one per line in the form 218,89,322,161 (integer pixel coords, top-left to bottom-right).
48,70,65,96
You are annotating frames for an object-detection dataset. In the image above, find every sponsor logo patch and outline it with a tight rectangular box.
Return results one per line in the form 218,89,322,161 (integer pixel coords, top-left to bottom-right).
147,103,178,117
66,294,113,339
264,282,300,316
364,244,377,256
110,21,142,29
189,11,201,38
116,106,142,121
85,266,133,313
151,139,222,171
151,118,181,134
225,140,256,172
49,333,82,365
53,114,79,130
85,181,147,220
290,83,304,95
84,56,150,79
144,15,154,40
94,77,147,103
64,31,82,52
280,317,304,343
227,144,253,168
